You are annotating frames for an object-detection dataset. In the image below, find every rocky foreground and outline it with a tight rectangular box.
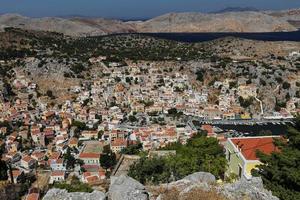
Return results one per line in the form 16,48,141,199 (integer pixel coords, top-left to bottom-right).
43,172,279,200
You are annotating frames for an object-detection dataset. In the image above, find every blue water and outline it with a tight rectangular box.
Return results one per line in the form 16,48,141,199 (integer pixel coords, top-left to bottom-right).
141,31,300,43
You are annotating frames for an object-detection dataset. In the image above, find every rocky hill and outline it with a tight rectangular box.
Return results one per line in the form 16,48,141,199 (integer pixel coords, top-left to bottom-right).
0,14,135,37
0,9,300,36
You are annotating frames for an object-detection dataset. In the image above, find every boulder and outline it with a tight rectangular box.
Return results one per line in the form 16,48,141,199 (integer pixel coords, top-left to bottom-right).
183,172,216,184
221,177,279,200
42,188,106,200
108,175,149,200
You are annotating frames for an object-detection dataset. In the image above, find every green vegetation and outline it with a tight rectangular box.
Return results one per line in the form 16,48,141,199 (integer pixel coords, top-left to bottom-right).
128,133,226,184
72,120,87,130
238,96,254,108
121,143,143,155
196,70,204,82
100,145,117,170
53,176,93,193
282,81,291,90
167,108,183,118
0,159,8,181
128,115,138,123
252,115,300,200
63,147,76,169
46,90,55,99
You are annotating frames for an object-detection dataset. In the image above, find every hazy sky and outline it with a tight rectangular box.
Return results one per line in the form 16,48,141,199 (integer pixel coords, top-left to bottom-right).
1,0,300,19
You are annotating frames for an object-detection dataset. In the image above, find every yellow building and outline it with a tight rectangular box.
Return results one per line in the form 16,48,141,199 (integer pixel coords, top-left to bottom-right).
225,136,280,180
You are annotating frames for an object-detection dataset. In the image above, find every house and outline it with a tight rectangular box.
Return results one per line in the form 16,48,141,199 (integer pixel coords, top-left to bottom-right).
81,130,98,140
49,158,66,171
225,136,280,180
79,153,100,165
49,171,65,184
9,169,24,183
21,155,36,169
5,152,21,163
201,125,216,138
82,169,106,184
31,151,46,165
68,137,78,148
111,138,127,153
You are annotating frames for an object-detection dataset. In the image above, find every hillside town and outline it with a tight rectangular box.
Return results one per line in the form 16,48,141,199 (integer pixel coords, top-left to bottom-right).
0,51,299,200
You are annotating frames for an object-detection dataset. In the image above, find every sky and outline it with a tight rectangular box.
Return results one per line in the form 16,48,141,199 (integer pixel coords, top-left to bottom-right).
1,0,300,19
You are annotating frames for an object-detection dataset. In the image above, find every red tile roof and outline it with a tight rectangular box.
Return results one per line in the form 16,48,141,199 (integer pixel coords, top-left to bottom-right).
230,136,280,160
201,125,214,135
86,175,99,183
51,171,65,177
111,138,127,147
26,193,39,200
79,153,100,159
22,155,34,163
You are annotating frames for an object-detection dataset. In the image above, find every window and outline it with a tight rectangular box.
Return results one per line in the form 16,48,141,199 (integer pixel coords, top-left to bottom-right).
238,165,242,178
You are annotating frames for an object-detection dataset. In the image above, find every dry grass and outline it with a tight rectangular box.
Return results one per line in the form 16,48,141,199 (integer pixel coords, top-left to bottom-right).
149,186,227,200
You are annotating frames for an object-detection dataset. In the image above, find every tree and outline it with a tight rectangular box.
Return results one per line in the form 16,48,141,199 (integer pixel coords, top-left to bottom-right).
100,145,116,170
0,160,8,180
53,176,93,193
98,130,104,139
46,90,55,99
128,115,137,123
252,115,300,200
121,143,143,155
72,120,86,130
64,148,76,169
196,70,204,82
282,82,291,90
238,96,254,108
128,134,226,184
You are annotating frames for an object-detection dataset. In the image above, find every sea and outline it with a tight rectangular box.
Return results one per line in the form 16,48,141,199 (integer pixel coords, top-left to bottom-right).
140,31,300,43
213,124,289,136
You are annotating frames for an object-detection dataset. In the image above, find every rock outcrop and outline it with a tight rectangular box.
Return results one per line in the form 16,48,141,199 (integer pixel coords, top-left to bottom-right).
183,171,216,184
42,173,279,200
108,175,149,200
42,188,106,200
146,172,279,200
221,177,279,200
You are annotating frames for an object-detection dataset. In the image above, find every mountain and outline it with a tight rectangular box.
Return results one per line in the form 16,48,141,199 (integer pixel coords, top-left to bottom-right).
0,14,136,37
212,7,260,13
266,9,300,28
134,12,296,33
0,9,299,37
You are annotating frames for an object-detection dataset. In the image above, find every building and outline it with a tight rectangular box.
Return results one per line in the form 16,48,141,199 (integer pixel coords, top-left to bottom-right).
68,137,78,148
9,169,24,183
111,138,127,153
201,125,216,137
49,158,66,171
225,136,280,180
21,155,36,169
79,153,101,165
81,130,98,140
49,171,65,184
